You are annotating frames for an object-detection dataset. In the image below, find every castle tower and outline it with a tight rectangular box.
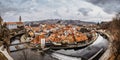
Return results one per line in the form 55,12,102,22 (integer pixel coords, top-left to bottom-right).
19,16,22,22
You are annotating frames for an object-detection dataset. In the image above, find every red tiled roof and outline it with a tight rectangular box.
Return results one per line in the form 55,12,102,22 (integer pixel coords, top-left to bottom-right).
6,22,23,25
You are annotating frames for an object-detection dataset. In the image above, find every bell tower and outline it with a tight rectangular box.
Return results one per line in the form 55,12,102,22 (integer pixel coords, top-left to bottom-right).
19,16,22,22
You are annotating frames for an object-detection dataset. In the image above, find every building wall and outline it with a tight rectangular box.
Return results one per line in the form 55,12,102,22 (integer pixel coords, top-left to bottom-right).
7,24,17,29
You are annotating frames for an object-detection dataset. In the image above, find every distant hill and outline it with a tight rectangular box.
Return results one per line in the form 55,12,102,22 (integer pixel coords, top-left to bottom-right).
24,19,96,26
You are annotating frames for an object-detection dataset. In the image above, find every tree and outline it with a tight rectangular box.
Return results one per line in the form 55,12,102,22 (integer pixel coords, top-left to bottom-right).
109,13,120,60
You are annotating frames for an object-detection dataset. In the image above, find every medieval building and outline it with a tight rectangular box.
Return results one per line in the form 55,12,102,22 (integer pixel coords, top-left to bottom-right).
6,16,24,29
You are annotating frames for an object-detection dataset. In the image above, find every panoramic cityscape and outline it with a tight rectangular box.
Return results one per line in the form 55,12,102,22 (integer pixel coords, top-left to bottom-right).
0,0,120,60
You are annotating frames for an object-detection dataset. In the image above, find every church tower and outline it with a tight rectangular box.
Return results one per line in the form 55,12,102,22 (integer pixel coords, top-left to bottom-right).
19,16,22,22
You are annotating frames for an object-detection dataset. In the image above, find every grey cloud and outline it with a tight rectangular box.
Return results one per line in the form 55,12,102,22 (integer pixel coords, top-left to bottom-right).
86,0,120,13
0,0,25,16
0,1,18,15
54,10,61,17
0,0,114,22
78,8,93,16
0,0,37,15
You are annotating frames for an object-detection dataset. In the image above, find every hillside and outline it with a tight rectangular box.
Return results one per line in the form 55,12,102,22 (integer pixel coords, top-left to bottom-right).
24,19,96,26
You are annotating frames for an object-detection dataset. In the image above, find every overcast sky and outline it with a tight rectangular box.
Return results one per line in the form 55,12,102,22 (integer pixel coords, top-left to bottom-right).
0,0,119,22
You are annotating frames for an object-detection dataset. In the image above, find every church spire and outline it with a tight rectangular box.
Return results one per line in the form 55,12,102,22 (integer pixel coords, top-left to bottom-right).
19,16,22,22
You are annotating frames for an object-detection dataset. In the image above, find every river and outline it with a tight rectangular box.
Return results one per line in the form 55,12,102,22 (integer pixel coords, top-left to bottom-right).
10,34,109,60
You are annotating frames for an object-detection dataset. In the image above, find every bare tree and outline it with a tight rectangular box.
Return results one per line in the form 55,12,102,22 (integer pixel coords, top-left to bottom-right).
109,13,120,60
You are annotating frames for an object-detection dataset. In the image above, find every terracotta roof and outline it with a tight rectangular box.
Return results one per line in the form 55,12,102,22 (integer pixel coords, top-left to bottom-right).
6,22,16,24
31,24,90,44
16,22,23,24
6,22,23,25
31,27,40,32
